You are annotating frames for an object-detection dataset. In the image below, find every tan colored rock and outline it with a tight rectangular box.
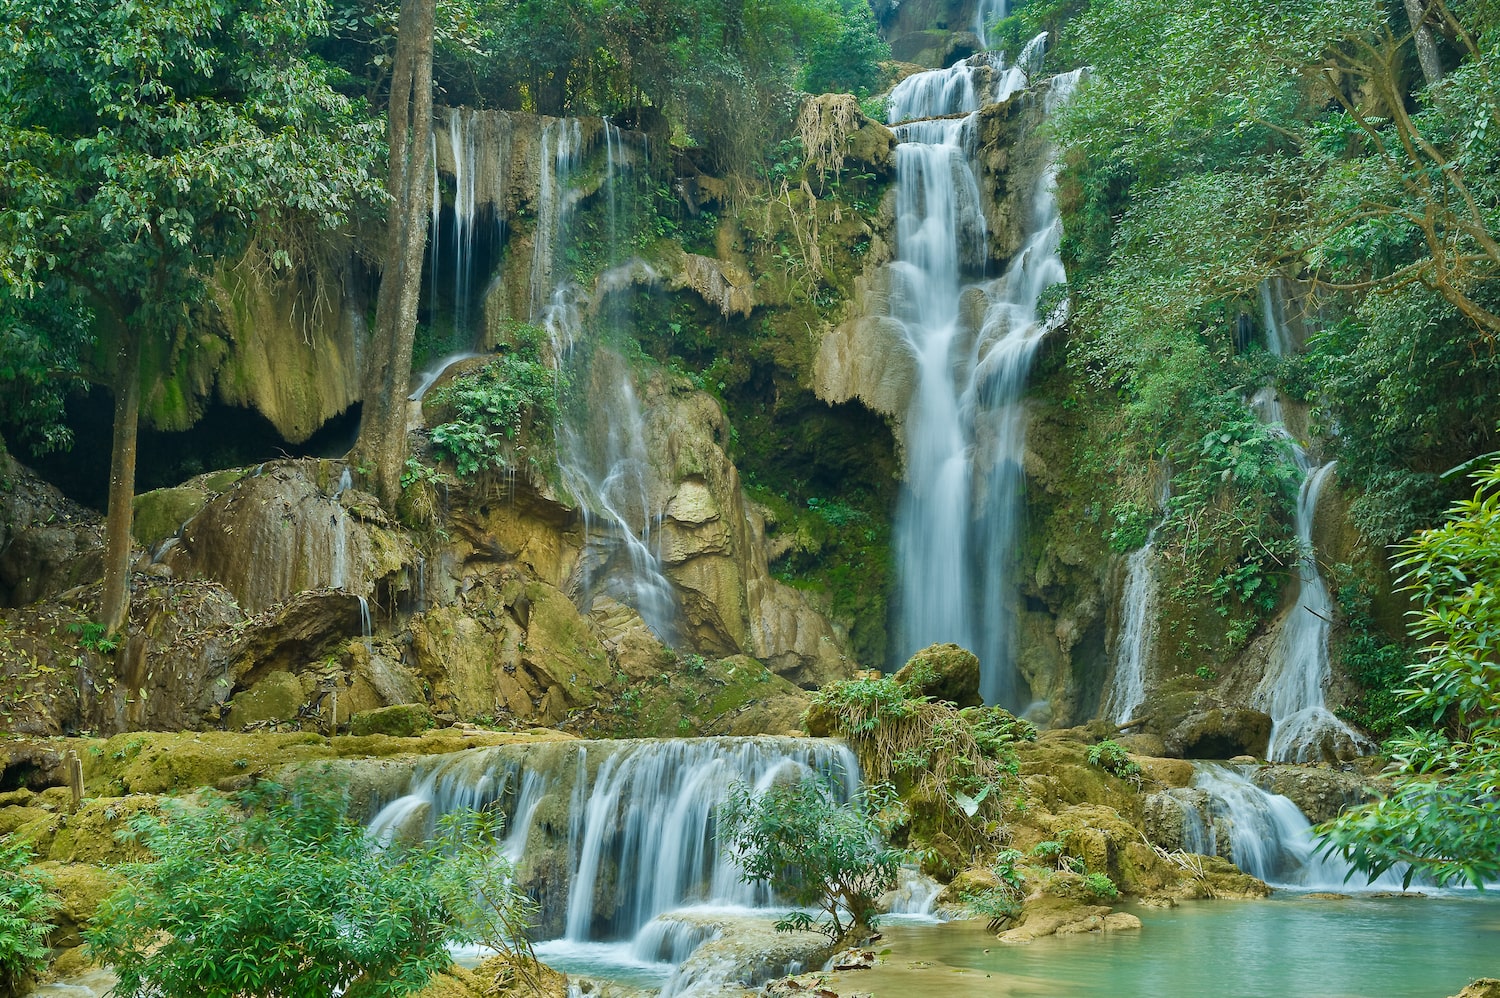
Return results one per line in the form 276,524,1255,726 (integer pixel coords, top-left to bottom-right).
1451,980,1500,998
161,460,413,613
815,271,916,427
588,597,671,679
894,642,982,707
1135,756,1195,788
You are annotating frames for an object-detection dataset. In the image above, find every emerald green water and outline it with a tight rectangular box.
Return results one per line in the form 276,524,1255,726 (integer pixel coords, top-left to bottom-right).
848,895,1499,998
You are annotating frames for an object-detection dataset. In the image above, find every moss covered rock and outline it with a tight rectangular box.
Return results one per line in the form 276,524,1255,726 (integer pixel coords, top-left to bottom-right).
894,642,982,707
224,670,307,730
348,704,437,738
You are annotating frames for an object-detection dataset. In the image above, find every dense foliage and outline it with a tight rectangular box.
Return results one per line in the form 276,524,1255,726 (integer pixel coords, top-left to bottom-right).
86,776,535,998
1038,0,1500,677
806,677,1032,862
0,840,57,995
719,776,900,939
427,331,560,477
1319,460,1500,888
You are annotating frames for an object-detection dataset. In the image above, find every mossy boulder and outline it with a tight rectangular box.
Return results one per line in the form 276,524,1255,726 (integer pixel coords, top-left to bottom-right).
131,487,210,551
37,861,125,947
894,642,982,707
348,704,437,738
224,670,307,730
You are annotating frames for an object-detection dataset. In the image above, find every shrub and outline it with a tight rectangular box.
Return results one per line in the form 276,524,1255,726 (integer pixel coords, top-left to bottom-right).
1083,872,1120,899
719,776,900,941
86,773,535,998
428,345,559,477
1087,739,1143,781
0,840,58,995
806,677,1019,855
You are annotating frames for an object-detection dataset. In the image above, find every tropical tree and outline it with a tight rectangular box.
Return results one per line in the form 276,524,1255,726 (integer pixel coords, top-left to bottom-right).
353,0,436,508
719,776,900,941
0,0,381,630
1318,457,1500,888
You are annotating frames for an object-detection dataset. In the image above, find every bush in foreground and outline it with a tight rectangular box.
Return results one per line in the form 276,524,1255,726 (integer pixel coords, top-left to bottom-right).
86,773,534,998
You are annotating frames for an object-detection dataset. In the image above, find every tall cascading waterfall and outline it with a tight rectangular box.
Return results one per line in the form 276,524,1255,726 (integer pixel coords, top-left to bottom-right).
365,738,860,983
1173,763,1410,890
412,107,514,398
534,119,683,644
1250,388,1369,762
886,40,1079,707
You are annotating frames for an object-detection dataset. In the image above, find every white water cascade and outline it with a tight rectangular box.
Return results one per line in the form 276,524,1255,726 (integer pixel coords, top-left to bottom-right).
535,121,683,644
973,0,1008,51
887,45,1080,707
1188,763,1409,889
1250,389,1369,762
365,737,860,984
1104,505,1167,725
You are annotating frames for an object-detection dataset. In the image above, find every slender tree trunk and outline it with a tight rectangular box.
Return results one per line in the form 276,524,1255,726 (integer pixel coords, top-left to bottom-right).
1404,0,1445,86
355,0,435,507
100,328,142,633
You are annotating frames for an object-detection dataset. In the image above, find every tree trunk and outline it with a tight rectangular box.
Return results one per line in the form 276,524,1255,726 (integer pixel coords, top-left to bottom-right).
100,328,142,633
1404,0,1445,86
354,0,435,508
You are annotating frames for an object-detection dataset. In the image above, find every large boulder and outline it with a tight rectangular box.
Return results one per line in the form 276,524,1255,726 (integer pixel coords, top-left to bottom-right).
894,642,982,707
1164,706,1272,759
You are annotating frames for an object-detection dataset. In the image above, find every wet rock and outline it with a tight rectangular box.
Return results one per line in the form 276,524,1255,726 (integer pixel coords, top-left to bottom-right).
1450,980,1500,998
1251,764,1380,824
348,703,437,738
1134,756,1194,788
1143,788,1210,852
160,459,413,613
1163,704,1272,759
893,643,981,707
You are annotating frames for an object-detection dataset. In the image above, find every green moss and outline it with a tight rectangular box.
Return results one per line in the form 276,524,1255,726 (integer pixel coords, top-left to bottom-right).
348,704,437,738
131,487,209,549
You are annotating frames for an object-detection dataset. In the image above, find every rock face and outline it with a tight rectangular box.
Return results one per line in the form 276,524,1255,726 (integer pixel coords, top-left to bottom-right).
1132,688,1274,759
159,461,414,613
1252,764,1382,824
0,455,104,608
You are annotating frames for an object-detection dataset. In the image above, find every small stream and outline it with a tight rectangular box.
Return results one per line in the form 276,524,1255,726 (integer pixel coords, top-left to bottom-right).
822,894,1499,998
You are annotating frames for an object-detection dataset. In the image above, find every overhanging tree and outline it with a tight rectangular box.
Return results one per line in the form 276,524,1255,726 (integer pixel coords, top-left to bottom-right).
0,0,380,631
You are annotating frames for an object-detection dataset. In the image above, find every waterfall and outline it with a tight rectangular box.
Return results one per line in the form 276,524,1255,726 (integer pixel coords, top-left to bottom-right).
887,46,1081,708
364,737,861,945
1105,529,1159,724
535,120,683,645
429,108,513,348
1189,763,1409,890
973,0,1008,49
1250,388,1370,762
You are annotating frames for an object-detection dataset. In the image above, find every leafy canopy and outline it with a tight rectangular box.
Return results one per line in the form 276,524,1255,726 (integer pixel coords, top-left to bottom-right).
86,774,535,998
0,0,382,335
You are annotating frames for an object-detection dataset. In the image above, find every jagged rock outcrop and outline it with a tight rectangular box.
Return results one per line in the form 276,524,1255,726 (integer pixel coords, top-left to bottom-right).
159,461,414,612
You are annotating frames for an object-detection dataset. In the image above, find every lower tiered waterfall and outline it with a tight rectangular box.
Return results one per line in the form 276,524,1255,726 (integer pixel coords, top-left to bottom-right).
366,737,858,989
1163,763,1409,890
